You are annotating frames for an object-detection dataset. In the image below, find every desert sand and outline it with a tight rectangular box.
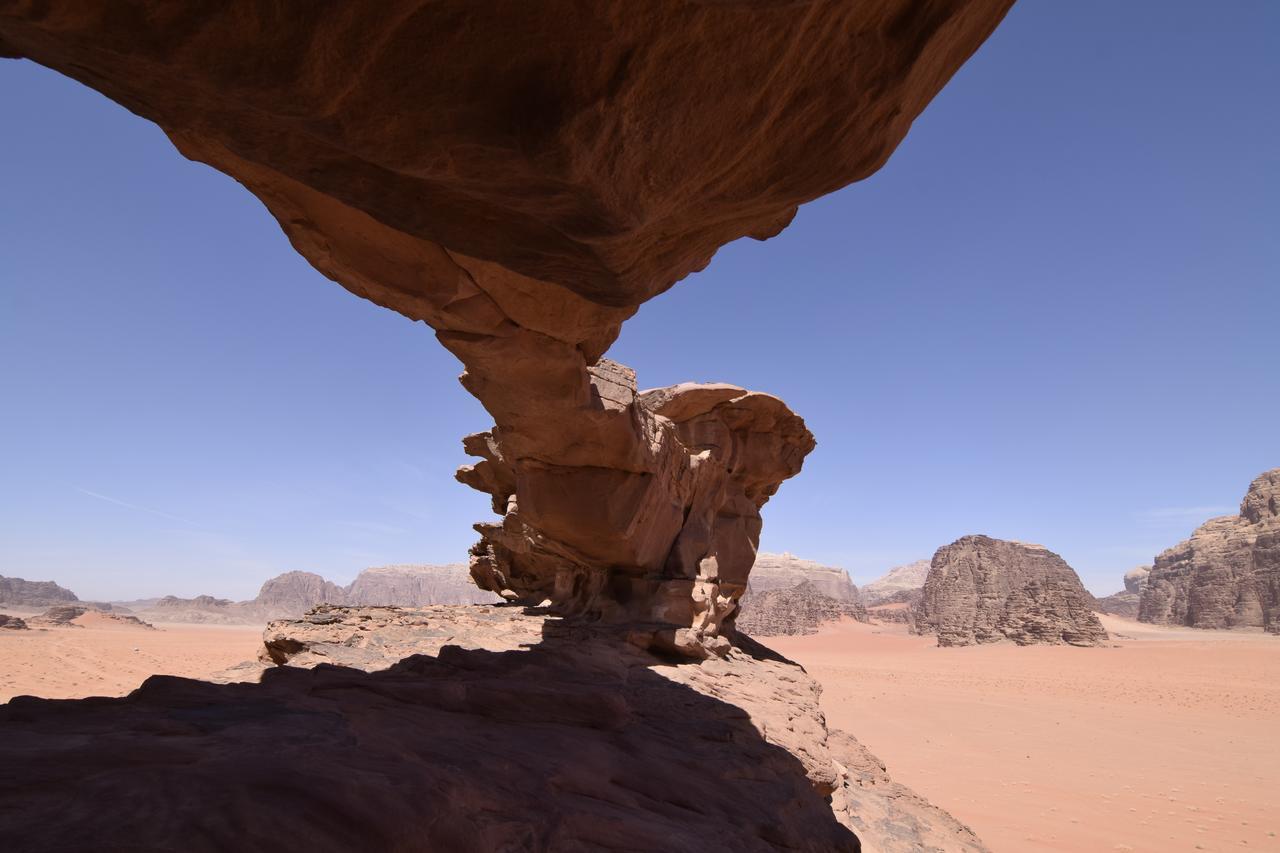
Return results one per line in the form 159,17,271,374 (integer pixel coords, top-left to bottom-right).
0,611,262,702
771,615,1280,853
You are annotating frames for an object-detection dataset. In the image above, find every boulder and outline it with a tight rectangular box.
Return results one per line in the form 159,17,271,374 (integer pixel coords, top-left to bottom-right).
912,536,1108,647
1139,469,1280,632
0,614,29,630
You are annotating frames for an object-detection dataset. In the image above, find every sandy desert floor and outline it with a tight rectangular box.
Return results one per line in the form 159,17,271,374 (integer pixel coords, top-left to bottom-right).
770,616,1280,853
0,611,263,702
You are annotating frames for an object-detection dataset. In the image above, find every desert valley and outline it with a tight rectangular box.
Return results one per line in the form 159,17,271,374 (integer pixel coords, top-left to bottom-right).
4,469,1277,851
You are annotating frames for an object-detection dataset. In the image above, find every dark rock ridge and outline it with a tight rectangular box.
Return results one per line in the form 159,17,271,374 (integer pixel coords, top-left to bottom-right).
737,581,869,637
0,0,1013,656
0,614,29,630
0,575,78,607
862,560,931,606
1094,566,1151,619
1139,469,1280,632
749,552,861,601
912,536,1108,647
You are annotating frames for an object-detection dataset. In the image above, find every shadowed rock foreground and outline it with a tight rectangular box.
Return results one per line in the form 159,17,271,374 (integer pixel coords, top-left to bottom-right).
1,605,988,853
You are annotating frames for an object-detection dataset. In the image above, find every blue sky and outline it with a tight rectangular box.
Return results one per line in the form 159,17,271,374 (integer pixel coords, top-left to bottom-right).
1,1,1276,601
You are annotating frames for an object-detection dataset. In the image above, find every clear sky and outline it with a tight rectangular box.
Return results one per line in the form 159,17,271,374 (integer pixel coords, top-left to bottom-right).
1,2,1276,601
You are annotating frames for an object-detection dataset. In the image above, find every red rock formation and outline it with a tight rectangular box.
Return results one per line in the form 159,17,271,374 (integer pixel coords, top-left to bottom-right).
0,0,1013,656
913,536,1108,647
1140,469,1280,632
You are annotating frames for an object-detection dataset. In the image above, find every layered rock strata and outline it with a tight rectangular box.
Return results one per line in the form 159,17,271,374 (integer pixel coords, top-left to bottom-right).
1139,469,1280,632
0,0,1013,655
1094,565,1151,619
749,553,862,601
736,581,868,637
912,536,1108,647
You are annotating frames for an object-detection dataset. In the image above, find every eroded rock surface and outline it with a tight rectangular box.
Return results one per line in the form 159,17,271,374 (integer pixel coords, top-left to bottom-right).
214,605,983,853
1140,469,1280,632
0,0,1013,654
0,575,78,607
862,559,931,606
912,536,1107,647
749,552,861,601
737,581,868,637
0,614,29,630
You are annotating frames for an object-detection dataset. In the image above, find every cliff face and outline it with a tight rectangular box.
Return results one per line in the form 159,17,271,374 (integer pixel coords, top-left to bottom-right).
0,0,1013,656
748,553,861,601
736,581,868,637
913,536,1108,647
0,576,78,607
345,564,500,607
1139,469,1280,632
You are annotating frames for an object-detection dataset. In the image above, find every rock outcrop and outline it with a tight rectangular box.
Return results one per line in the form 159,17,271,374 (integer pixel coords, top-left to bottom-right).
862,559,931,606
737,581,868,637
0,0,1013,656
0,576,78,607
26,605,88,628
749,553,861,601
1094,565,1151,619
345,563,500,607
0,614,29,630
912,536,1108,647
252,571,347,619
1139,469,1280,632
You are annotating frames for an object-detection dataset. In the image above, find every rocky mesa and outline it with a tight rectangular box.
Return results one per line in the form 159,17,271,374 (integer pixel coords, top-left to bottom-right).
912,535,1108,647
1139,468,1280,632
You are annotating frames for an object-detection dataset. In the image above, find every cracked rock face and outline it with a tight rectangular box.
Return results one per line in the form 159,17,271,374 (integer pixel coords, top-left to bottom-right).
912,536,1108,647
1140,469,1280,632
0,0,1012,656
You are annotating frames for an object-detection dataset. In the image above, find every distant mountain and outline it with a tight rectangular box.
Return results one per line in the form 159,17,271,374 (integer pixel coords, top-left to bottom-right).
1094,566,1150,619
736,581,867,637
129,563,501,624
861,560,930,606
749,553,860,601
0,576,79,608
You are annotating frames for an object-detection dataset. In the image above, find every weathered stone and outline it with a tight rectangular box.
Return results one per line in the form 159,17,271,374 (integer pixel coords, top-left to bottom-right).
749,553,861,601
0,614,29,630
862,559,931,606
736,581,868,637
0,0,1013,655
0,575,78,607
912,536,1108,647
1139,469,1280,632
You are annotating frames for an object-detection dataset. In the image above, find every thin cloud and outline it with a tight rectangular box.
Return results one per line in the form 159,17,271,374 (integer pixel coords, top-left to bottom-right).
1138,506,1235,520
74,487,203,528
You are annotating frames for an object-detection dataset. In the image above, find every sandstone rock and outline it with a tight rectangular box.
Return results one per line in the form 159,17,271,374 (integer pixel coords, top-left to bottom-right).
251,571,346,620
344,564,501,607
26,605,88,628
866,597,919,624
0,614,29,630
1139,469,1280,632
862,559,931,606
0,0,1013,655
0,575,78,607
736,581,868,637
912,536,1108,647
749,553,861,601
1094,565,1151,618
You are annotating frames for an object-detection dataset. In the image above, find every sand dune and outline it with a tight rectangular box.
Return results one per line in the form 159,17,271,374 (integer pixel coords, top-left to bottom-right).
769,615,1280,853
0,613,262,702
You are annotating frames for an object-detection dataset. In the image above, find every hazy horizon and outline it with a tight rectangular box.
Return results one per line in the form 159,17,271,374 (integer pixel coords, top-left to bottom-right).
2,0,1277,602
